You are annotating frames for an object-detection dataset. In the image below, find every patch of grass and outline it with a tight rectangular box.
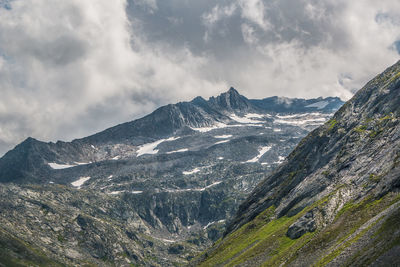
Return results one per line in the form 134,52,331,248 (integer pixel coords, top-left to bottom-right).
354,125,367,133
199,189,341,267
0,228,63,267
368,173,381,183
328,119,337,130
198,186,400,267
312,193,398,266
57,234,65,243
379,114,392,121
390,71,400,82
321,171,330,177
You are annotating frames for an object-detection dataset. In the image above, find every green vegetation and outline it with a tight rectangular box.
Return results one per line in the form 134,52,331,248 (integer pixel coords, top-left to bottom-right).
0,229,63,267
327,119,337,130
321,170,330,177
390,71,400,82
352,113,397,139
354,125,367,133
57,234,65,243
198,190,400,267
368,173,381,183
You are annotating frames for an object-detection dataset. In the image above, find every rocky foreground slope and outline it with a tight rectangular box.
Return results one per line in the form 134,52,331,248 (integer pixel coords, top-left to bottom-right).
0,89,342,266
195,62,400,266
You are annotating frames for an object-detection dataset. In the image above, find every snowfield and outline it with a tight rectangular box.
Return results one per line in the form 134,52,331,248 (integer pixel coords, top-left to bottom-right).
166,148,189,154
214,135,233,139
48,163,76,169
71,176,91,189
305,101,329,109
230,113,260,124
245,146,272,163
183,168,200,175
137,137,180,156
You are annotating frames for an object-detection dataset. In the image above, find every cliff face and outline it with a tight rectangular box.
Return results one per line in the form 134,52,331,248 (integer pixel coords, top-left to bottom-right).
197,62,400,267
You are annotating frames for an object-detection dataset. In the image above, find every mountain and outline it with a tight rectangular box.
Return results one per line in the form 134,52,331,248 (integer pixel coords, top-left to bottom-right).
0,87,342,185
196,62,400,266
0,88,343,266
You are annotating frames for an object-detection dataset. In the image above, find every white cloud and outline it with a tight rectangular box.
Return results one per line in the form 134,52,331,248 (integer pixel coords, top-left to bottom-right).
0,0,226,154
0,0,400,155
241,23,258,45
202,4,237,27
238,0,269,30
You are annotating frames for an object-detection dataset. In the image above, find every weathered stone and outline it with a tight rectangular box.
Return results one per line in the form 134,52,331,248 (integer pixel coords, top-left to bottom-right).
286,210,317,239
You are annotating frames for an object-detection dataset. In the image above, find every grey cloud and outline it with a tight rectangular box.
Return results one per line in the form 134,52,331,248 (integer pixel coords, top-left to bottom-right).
0,0,400,156
21,35,88,66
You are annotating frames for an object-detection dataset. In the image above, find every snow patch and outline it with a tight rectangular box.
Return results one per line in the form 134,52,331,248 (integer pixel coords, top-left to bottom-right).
214,140,230,145
274,156,286,164
214,135,232,139
190,122,227,132
230,113,260,124
217,157,224,160
109,190,125,195
203,219,226,229
165,181,222,193
273,128,282,132
306,101,329,109
245,146,272,163
200,181,222,191
137,137,180,157
71,176,91,189
48,163,76,169
191,123,262,132
244,113,264,119
183,168,200,175
131,191,143,194
75,162,90,165
166,148,189,154
274,117,326,126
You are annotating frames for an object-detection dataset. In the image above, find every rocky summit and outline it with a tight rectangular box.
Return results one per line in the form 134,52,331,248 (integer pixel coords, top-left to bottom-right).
196,61,400,266
0,87,343,266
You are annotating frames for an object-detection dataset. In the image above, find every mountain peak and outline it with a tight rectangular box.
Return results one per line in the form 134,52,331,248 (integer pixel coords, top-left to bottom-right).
227,87,239,95
208,87,253,113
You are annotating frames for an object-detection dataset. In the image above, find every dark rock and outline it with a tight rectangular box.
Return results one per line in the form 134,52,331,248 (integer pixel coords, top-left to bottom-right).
286,210,316,239
168,244,184,254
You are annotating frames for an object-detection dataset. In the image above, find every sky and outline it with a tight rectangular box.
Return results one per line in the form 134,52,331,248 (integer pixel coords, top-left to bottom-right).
0,0,399,155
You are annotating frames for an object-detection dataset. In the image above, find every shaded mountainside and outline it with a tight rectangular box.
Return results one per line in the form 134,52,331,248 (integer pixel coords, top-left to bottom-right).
196,61,400,266
0,88,343,266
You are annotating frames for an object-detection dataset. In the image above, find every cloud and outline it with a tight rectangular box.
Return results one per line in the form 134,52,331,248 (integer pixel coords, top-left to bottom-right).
202,4,237,27
237,0,269,30
0,0,400,155
0,0,226,155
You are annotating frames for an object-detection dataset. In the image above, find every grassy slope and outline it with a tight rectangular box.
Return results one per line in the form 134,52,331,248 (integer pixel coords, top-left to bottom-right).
197,190,400,267
0,228,64,267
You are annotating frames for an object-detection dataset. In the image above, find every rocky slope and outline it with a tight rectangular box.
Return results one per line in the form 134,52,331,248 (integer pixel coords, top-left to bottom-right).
0,88,343,266
195,61,400,266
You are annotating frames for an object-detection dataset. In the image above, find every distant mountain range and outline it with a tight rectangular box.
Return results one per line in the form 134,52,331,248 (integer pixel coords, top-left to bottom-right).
0,87,343,266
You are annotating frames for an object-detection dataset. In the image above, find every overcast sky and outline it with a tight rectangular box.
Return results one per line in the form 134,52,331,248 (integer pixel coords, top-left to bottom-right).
0,0,399,155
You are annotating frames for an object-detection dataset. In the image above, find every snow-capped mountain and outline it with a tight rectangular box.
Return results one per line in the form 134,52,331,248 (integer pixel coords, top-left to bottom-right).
0,88,343,265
